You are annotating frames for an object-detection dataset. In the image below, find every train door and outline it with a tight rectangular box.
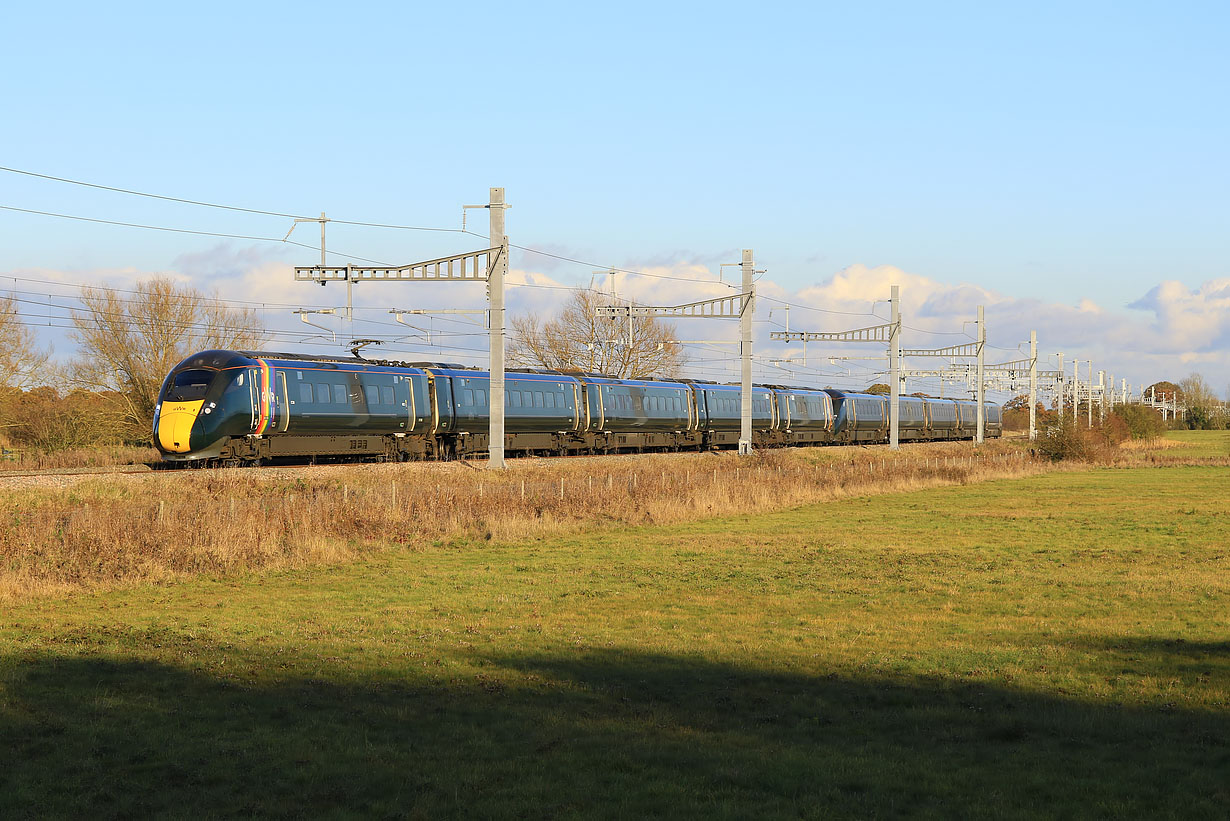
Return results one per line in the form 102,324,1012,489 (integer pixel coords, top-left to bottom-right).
689,387,703,431
246,367,260,431
395,375,414,432
587,384,604,430
274,370,290,432
250,362,289,434
434,375,455,433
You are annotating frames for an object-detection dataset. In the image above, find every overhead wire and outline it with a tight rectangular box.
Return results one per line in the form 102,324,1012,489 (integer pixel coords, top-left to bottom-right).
0,205,398,266
4,167,1026,391
0,165,471,233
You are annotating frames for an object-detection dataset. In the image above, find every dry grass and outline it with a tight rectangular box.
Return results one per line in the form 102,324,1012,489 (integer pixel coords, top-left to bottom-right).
5,431,1219,600
1,441,1048,598
1117,436,1186,451
0,445,159,472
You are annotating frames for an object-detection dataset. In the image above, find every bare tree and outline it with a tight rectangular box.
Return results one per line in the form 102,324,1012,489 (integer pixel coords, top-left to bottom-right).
510,290,685,378
1178,373,1215,408
69,277,264,439
0,293,52,389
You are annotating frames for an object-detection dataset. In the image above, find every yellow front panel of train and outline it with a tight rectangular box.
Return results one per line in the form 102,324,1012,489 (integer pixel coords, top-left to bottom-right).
158,400,204,453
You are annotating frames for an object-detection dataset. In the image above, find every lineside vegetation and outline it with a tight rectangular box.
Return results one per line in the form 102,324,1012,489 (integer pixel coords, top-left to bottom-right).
1,461,1226,816
1,442,1041,598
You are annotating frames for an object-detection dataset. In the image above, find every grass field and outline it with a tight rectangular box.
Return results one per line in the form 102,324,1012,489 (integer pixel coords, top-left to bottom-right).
2,461,1227,818
1164,428,1230,457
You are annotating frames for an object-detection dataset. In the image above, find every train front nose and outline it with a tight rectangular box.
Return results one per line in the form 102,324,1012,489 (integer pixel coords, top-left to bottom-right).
157,401,204,453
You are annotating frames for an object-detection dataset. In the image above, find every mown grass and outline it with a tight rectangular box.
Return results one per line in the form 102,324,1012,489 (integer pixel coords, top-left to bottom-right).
1163,428,1230,458
1,464,1227,817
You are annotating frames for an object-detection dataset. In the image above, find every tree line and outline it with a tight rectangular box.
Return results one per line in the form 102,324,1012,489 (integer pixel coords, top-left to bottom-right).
0,278,260,453
2,278,1223,455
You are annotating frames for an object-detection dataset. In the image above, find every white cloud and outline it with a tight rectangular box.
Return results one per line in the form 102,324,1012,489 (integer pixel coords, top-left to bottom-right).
7,250,1229,395
769,263,1230,393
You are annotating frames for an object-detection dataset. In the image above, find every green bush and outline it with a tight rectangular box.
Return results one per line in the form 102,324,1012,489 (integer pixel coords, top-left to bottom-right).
1110,404,1167,440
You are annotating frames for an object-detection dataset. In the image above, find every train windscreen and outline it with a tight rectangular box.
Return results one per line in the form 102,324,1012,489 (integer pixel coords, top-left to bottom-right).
164,369,214,402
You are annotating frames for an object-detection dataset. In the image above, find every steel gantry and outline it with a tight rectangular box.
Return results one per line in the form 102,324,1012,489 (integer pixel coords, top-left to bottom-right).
293,187,511,468
771,286,903,448
895,305,987,443
597,249,758,453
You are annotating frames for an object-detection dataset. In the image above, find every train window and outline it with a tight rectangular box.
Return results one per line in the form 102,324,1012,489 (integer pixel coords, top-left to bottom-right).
332,384,347,404
510,392,521,408
381,386,394,405
365,386,379,407
476,389,486,406
534,391,544,408
462,388,474,406
315,384,329,403
164,369,213,402
301,383,314,403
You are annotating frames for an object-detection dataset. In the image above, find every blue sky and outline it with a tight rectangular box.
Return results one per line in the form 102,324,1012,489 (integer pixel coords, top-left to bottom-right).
3,1,1227,394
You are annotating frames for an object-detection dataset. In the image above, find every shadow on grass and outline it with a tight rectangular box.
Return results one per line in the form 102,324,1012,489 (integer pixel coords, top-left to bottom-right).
1,645,1226,818
1072,635,1230,658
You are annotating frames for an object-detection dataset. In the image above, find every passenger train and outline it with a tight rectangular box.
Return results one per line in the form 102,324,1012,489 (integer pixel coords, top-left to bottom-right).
153,350,1002,465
